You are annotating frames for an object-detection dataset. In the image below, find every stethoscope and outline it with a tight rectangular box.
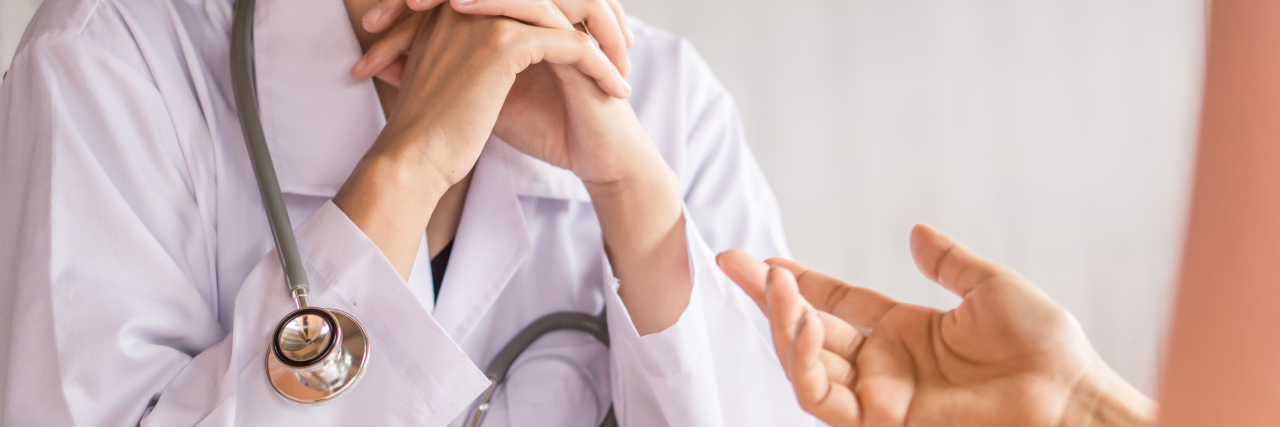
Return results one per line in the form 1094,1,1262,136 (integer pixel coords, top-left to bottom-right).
230,0,616,424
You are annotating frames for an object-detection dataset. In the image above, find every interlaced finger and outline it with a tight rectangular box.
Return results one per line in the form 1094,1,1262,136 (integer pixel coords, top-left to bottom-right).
451,0,575,31
519,24,630,98
604,0,633,48
570,0,630,76
450,0,630,76
352,11,426,82
362,0,426,33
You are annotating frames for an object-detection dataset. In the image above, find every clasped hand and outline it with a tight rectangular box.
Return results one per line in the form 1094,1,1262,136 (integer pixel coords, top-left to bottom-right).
334,0,692,335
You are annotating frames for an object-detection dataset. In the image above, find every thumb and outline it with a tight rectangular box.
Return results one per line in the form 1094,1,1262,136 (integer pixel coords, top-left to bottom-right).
909,223,1011,297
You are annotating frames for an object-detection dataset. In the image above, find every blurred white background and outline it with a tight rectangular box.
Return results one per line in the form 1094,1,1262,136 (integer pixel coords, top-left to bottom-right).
1,0,1204,395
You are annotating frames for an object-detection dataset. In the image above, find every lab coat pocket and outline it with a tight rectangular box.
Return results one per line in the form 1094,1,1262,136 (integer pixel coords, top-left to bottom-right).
502,340,611,427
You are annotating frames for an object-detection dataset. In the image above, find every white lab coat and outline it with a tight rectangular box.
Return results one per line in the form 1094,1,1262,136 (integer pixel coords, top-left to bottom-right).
0,0,812,425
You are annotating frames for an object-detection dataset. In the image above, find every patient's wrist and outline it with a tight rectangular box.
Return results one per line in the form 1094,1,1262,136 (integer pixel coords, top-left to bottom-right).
1059,363,1157,427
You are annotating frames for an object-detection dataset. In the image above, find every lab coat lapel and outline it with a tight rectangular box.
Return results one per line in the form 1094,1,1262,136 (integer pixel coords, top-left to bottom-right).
253,0,384,197
432,138,534,340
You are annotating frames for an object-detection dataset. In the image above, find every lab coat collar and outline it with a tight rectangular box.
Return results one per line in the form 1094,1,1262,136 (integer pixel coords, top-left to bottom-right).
252,0,384,197
251,0,593,202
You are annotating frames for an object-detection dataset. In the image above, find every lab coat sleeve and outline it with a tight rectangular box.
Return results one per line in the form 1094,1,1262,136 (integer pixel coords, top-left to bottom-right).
599,38,817,426
0,33,489,426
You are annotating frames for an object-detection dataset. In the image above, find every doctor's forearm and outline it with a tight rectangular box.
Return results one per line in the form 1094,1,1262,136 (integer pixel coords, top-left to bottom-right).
333,146,453,281
586,157,692,336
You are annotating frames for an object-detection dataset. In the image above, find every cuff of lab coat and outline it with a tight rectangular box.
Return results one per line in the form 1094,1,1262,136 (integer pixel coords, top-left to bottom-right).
601,206,713,378
294,201,490,419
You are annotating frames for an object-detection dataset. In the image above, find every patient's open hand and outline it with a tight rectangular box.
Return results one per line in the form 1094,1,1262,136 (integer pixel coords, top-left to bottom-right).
717,224,1156,427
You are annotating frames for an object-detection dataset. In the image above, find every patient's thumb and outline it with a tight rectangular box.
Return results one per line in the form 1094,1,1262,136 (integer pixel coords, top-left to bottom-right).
908,223,1003,297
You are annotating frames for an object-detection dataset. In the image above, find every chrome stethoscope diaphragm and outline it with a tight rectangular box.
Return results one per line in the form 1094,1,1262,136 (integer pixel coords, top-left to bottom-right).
266,307,370,403
232,0,370,404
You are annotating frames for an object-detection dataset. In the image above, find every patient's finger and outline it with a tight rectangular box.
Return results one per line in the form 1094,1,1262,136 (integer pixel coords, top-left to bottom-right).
766,258,899,335
789,309,862,426
767,266,807,368
909,223,1013,297
820,350,855,386
451,0,630,76
717,249,769,310
817,310,863,360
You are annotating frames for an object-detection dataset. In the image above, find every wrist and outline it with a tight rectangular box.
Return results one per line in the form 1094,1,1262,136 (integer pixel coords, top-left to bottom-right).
366,124,472,189
1059,362,1157,427
581,154,690,336
581,149,677,202
333,141,455,280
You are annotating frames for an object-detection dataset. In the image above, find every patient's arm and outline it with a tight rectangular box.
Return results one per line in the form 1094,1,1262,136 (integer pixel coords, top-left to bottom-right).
718,224,1156,427
1158,1,1280,426
1059,365,1154,427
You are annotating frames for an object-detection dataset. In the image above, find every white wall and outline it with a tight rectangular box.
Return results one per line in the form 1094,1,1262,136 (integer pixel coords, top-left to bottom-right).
0,0,39,72
0,0,1204,394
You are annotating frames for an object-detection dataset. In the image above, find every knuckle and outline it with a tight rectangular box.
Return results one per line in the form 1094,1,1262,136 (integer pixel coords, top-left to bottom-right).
539,0,562,18
593,0,613,15
486,21,522,48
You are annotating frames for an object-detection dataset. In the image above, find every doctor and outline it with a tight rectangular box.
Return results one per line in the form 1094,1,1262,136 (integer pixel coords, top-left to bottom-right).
0,0,810,426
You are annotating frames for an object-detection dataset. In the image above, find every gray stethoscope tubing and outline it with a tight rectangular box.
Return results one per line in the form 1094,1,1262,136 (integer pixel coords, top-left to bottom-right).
233,0,616,420
233,0,371,404
468,311,616,427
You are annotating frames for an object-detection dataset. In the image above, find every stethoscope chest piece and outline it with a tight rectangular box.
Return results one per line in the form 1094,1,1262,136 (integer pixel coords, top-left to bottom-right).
267,307,370,404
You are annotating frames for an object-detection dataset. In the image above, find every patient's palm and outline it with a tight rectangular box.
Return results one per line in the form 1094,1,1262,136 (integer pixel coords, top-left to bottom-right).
733,225,1110,427
852,280,1095,426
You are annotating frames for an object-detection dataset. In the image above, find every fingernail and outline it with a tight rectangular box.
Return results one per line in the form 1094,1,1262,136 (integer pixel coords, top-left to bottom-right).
457,0,475,4
622,80,632,97
353,57,368,75
362,4,382,29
